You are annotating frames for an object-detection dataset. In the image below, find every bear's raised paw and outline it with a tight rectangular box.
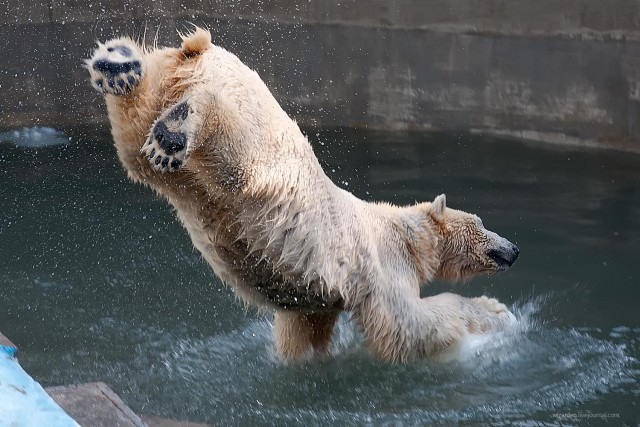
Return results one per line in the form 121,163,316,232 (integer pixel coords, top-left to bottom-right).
87,39,144,95
141,100,194,172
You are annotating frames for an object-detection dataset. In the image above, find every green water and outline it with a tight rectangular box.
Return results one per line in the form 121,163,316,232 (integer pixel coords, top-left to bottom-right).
0,127,638,425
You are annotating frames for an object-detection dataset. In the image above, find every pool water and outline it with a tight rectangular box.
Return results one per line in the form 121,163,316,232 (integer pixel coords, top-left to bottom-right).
0,127,638,425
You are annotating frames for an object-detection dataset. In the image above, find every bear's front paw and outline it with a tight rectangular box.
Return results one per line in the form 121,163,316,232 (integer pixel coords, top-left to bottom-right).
86,39,144,96
141,100,193,172
468,295,516,332
472,296,509,315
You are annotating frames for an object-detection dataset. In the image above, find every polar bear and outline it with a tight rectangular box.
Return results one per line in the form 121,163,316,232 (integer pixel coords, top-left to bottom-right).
86,28,520,362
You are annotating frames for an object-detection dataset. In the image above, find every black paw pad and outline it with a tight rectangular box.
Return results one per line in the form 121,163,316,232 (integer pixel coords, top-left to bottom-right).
167,102,190,121
152,122,186,155
89,43,143,95
92,59,142,77
141,101,192,173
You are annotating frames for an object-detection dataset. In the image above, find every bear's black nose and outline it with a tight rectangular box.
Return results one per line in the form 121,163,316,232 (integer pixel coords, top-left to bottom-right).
487,243,519,270
512,244,520,258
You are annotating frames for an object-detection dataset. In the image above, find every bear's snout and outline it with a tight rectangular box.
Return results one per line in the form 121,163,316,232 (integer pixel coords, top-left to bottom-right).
487,242,519,270
484,231,520,270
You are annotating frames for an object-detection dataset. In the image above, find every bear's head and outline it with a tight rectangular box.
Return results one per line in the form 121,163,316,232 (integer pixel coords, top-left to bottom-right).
427,194,519,282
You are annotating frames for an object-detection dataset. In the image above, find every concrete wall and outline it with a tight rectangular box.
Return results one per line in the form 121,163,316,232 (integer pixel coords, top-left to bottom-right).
2,1,640,151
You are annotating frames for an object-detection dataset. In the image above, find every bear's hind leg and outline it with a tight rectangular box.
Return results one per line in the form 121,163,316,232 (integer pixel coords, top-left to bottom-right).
274,311,339,360
86,39,144,96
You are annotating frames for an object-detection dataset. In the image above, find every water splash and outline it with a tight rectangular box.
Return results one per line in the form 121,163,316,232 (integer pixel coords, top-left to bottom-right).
117,294,632,425
26,293,634,425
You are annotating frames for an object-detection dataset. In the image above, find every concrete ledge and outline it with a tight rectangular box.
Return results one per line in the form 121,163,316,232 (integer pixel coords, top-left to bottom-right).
47,382,147,427
47,382,214,427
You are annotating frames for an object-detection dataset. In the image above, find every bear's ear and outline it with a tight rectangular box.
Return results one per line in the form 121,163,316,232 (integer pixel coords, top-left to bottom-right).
429,194,447,220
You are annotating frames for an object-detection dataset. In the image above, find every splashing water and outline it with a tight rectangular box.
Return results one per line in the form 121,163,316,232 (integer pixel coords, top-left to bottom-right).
83,294,631,426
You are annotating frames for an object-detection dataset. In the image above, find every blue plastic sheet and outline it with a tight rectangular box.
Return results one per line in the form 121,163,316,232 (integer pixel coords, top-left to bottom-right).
0,346,79,427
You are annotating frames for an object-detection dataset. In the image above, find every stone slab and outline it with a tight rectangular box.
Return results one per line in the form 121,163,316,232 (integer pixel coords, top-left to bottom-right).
47,382,147,427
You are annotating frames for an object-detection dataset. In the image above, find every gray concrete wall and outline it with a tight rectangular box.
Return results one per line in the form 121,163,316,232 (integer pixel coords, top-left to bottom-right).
2,1,640,151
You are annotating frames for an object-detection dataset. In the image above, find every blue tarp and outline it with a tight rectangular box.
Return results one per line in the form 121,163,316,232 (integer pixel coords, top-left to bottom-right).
0,345,79,427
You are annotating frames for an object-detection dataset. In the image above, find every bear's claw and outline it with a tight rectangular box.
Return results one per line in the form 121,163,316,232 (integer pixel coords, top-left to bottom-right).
472,296,509,316
469,295,517,332
141,100,193,172
87,40,144,96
